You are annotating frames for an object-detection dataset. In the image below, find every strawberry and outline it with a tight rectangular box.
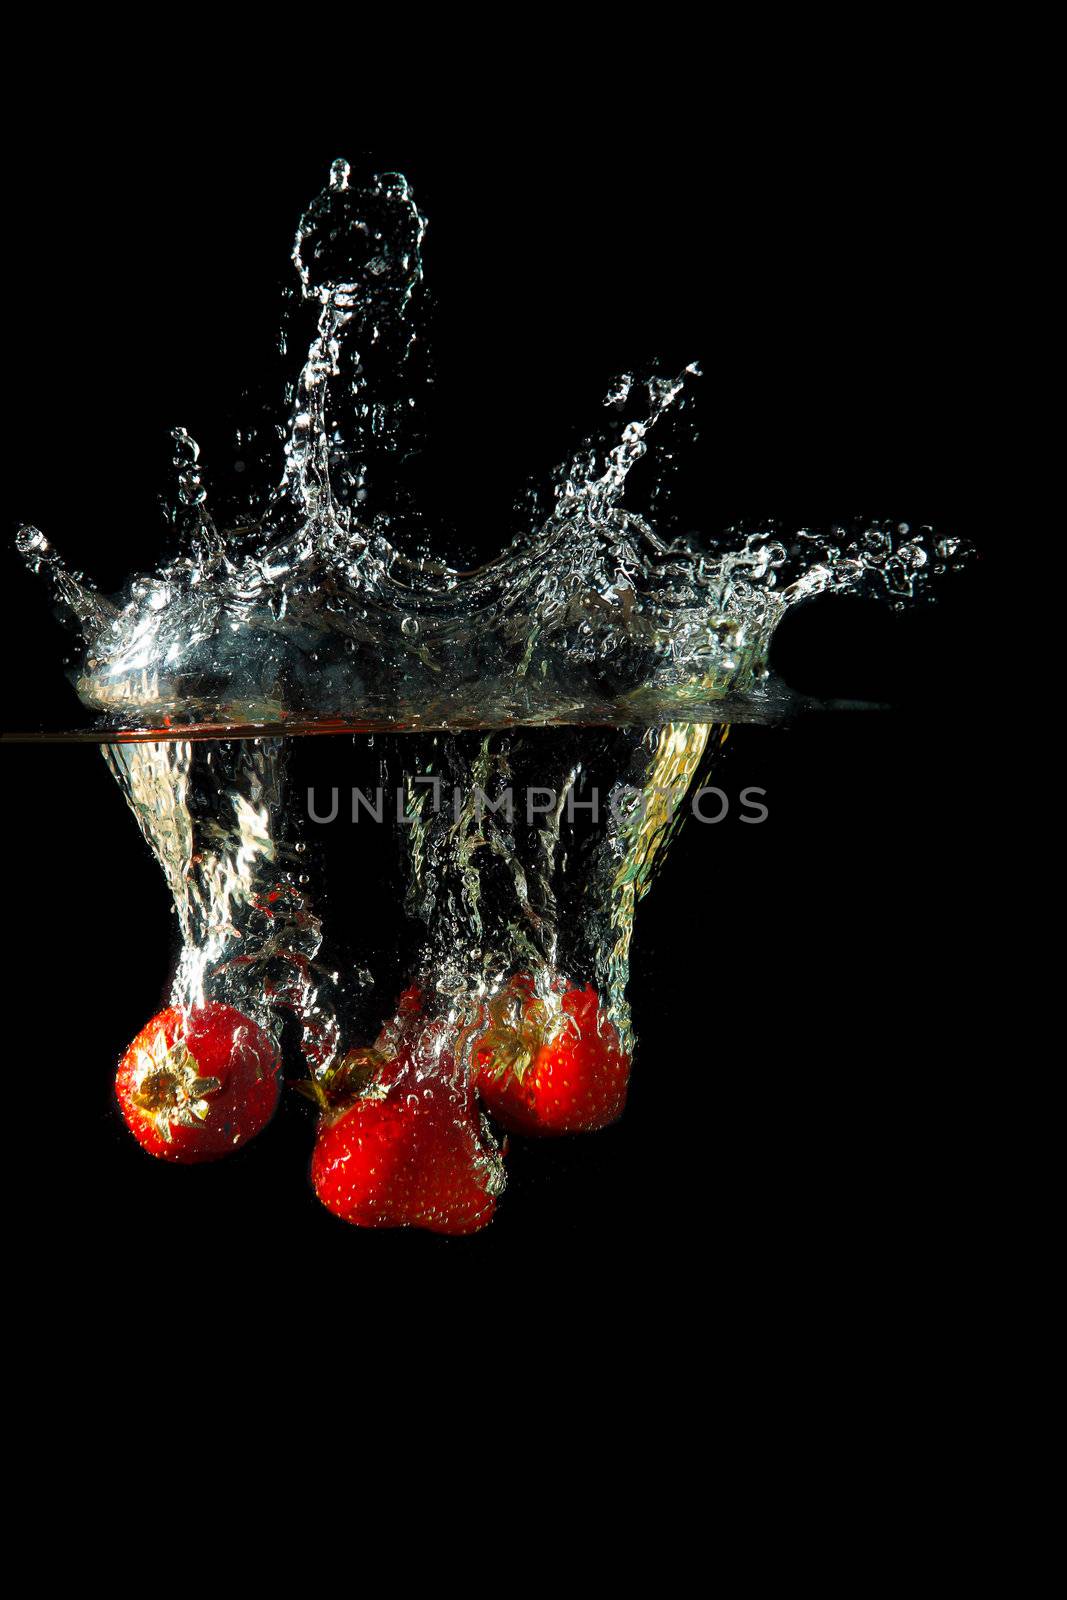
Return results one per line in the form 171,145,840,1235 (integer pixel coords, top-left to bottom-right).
475,974,630,1135
310,999,504,1235
115,1002,281,1163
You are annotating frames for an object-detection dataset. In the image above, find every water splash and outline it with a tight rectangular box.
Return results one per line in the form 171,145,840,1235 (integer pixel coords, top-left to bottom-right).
13,161,972,1225
17,162,966,734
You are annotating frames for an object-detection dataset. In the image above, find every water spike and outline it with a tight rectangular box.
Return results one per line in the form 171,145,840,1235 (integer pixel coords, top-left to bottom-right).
170,426,226,565
292,162,426,308
282,163,428,526
561,361,699,515
15,525,116,639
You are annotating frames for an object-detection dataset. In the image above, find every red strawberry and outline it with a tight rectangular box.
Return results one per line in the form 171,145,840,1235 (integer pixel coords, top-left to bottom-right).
475,974,630,1135
116,1002,280,1163
310,1006,503,1235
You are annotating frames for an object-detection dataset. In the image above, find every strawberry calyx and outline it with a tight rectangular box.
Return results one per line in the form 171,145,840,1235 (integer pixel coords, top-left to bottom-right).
475,977,573,1087
130,1035,223,1144
298,984,433,1115
295,1046,389,1117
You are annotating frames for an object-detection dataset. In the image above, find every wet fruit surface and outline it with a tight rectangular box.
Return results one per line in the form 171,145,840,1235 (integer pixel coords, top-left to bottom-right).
311,1052,501,1235
475,975,630,1135
310,994,503,1235
115,1002,280,1162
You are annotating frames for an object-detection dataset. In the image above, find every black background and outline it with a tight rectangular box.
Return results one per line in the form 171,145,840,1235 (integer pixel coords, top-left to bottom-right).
1,75,995,1325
